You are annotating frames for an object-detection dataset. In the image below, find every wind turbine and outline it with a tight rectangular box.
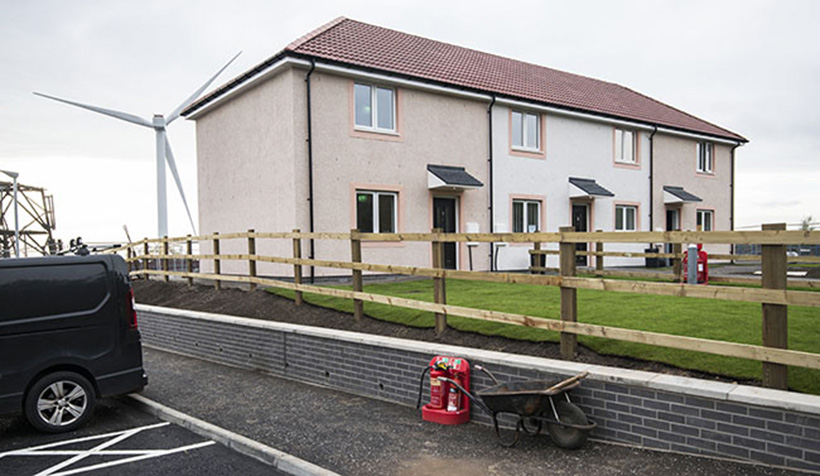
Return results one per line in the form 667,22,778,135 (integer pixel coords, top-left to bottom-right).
34,52,240,238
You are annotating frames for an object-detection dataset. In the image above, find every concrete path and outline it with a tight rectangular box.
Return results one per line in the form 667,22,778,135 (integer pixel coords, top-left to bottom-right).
139,347,806,476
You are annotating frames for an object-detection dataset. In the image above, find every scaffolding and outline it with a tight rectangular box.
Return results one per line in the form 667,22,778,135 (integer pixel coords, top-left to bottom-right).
0,181,58,257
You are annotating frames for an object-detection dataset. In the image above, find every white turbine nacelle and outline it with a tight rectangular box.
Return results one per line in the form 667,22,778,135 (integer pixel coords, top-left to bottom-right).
34,52,241,238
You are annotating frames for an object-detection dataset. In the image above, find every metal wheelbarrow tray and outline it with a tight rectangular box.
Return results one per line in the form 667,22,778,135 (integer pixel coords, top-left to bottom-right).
441,369,596,449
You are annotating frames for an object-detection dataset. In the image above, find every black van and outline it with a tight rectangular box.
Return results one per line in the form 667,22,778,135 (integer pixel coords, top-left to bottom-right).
0,254,147,432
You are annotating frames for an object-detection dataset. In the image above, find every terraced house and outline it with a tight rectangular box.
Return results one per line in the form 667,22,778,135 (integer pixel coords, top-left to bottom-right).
182,17,746,276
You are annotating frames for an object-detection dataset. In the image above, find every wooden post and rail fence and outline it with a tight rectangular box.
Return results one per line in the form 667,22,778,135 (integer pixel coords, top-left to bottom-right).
112,226,820,391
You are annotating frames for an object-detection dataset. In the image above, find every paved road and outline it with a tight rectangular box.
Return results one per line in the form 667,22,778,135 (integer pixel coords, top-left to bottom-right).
140,346,806,476
0,397,286,476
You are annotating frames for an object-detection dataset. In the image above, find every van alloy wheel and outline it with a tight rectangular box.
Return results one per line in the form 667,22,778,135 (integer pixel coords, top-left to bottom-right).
25,371,96,433
37,381,88,426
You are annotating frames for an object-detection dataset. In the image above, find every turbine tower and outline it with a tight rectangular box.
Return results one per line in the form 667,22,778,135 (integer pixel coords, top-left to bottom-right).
35,52,240,238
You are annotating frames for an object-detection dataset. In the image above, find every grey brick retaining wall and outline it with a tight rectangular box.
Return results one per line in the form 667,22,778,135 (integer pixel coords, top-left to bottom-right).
137,305,820,472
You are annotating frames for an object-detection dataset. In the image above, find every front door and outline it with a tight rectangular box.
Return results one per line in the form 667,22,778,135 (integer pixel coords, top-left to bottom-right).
665,208,679,254
433,197,457,269
572,204,589,267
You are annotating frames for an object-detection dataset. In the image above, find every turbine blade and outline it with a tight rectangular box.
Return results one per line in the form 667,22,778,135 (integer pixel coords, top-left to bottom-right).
163,136,197,234
166,51,241,125
33,92,153,128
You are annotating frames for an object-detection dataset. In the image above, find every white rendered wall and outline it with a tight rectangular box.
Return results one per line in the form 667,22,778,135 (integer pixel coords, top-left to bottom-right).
492,107,651,270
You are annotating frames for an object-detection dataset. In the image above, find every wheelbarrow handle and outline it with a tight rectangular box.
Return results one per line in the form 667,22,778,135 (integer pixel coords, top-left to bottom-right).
474,364,501,386
437,377,492,415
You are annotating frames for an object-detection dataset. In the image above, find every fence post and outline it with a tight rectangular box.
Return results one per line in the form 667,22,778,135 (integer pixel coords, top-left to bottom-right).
143,239,150,281
292,229,303,306
595,229,604,273
213,232,221,290
559,225,577,360
126,246,133,274
432,227,447,335
247,229,257,292
351,229,364,321
673,243,683,281
186,235,193,287
762,223,788,390
532,242,541,274
162,236,169,282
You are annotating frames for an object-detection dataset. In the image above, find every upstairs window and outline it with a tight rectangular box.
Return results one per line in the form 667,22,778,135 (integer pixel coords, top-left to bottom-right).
511,111,540,151
615,205,637,231
512,199,541,233
356,190,397,233
697,142,713,173
697,209,713,231
354,83,396,132
615,128,637,164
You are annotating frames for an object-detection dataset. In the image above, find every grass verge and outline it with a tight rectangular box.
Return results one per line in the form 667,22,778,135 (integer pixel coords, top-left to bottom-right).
269,278,820,395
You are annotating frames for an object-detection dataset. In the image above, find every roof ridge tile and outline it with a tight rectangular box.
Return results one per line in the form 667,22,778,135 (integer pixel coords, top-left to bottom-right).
286,16,348,51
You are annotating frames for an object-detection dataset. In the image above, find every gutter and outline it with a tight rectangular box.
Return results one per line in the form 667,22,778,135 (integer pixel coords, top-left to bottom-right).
306,59,316,283
487,95,496,271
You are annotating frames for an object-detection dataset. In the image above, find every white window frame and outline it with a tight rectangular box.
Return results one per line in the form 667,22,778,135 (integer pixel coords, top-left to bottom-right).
697,209,713,232
615,128,637,164
356,190,398,233
512,199,541,233
354,83,397,133
511,110,540,152
615,205,638,231
697,141,713,173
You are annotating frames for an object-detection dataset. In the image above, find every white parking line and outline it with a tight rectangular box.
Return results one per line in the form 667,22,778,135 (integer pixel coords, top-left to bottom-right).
0,421,215,476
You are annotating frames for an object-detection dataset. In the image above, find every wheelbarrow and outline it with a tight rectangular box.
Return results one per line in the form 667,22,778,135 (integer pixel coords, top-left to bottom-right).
438,367,596,449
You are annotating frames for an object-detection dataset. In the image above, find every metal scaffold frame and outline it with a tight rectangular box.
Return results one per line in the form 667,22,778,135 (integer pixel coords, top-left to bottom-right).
0,181,57,257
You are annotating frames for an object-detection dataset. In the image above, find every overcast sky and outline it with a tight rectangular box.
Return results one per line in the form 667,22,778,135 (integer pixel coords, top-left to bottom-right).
1,0,818,246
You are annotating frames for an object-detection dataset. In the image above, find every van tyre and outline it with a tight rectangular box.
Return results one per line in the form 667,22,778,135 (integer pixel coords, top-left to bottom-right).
25,372,96,433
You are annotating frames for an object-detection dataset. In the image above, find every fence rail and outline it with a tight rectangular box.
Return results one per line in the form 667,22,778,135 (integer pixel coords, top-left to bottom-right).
115,227,820,390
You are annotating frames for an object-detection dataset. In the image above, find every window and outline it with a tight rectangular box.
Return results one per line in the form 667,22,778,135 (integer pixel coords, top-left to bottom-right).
356,191,397,233
615,129,637,164
697,142,713,173
512,199,541,233
354,83,395,132
615,205,637,231
511,111,540,151
697,209,713,231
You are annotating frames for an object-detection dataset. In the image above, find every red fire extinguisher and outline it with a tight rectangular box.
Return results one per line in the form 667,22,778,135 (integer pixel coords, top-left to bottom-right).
682,243,709,284
416,356,471,425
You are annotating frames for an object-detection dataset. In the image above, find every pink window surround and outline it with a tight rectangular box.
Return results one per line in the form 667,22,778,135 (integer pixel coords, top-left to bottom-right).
695,142,717,178
509,194,546,247
350,183,405,248
613,201,641,232
613,128,641,169
348,81,404,142
508,109,547,159
696,208,715,232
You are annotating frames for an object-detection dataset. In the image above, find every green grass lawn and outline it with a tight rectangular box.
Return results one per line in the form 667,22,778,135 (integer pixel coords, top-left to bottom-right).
269,278,820,395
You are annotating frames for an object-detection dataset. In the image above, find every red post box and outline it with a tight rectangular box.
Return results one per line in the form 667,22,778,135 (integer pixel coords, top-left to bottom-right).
682,243,709,284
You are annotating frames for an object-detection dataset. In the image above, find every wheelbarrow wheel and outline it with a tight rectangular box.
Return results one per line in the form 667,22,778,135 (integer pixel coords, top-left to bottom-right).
547,401,589,450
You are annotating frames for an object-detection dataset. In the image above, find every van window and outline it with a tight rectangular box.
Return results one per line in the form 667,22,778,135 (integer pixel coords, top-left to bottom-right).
0,263,109,322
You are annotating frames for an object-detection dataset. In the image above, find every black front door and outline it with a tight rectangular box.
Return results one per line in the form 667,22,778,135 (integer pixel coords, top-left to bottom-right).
572,204,588,267
433,197,457,269
665,208,679,254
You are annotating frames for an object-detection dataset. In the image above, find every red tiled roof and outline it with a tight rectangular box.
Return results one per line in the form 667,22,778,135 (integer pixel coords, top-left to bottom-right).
188,18,746,142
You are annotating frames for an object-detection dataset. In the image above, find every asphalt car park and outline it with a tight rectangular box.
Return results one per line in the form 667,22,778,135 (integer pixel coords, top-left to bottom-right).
0,397,285,476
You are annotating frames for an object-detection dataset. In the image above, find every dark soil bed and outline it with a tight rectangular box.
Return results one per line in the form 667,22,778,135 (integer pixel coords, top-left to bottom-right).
134,279,755,385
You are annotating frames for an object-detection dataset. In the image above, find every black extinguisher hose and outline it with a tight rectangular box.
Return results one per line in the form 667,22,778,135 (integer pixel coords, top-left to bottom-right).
415,367,431,409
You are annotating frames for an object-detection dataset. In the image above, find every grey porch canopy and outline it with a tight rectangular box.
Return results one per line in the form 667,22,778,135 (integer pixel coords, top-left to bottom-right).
427,164,483,191
569,177,615,198
663,185,702,204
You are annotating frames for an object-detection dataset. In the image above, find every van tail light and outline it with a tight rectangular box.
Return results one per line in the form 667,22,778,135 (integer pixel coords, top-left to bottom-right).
127,286,138,329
